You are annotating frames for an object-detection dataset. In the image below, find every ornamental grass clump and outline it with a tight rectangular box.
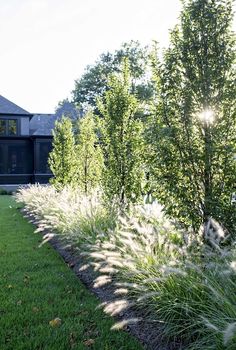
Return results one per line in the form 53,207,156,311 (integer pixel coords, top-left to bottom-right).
83,203,236,349
16,186,236,348
15,184,113,245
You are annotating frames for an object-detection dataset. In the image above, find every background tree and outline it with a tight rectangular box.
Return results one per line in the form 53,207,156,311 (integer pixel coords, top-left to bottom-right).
151,0,236,232
55,99,82,121
72,40,153,112
49,117,78,189
98,59,145,206
46,99,82,133
75,111,104,194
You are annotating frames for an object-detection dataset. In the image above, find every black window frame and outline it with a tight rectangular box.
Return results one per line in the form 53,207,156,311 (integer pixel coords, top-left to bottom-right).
0,119,7,136
0,118,19,136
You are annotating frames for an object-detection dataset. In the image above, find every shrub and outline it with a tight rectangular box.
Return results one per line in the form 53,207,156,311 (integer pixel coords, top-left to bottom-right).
0,188,9,195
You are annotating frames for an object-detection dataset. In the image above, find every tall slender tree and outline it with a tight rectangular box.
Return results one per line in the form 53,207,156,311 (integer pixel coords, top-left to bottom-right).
75,111,104,194
49,117,78,189
98,59,145,206
151,0,236,232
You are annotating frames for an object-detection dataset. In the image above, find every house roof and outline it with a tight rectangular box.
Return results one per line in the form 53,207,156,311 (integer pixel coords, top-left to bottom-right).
30,114,56,136
0,95,80,137
0,95,30,115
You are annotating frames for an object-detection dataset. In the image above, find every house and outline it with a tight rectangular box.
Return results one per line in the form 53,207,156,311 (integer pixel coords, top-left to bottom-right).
0,95,54,185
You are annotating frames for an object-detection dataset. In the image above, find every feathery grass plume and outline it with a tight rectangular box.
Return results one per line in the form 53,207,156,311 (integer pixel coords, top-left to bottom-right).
201,317,219,332
99,266,118,274
79,264,90,271
111,318,141,330
103,300,131,316
114,288,129,295
38,233,55,247
137,292,160,302
230,261,236,272
93,275,112,288
223,322,236,346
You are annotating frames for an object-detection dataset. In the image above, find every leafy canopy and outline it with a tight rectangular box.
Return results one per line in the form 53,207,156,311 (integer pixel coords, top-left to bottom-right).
151,0,236,232
98,59,145,206
49,117,78,189
75,111,104,194
73,40,153,111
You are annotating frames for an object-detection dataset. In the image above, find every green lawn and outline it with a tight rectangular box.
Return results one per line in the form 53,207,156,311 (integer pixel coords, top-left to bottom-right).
0,196,143,350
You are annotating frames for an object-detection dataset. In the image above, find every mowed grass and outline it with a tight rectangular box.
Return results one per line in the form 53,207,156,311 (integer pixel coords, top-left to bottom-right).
0,196,143,350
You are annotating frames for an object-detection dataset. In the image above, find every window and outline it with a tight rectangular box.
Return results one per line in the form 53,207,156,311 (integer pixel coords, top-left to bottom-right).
35,140,52,174
8,120,17,135
0,119,18,136
0,120,7,135
0,140,33,174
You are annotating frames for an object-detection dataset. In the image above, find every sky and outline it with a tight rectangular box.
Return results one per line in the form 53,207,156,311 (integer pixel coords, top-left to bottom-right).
0,0,235,114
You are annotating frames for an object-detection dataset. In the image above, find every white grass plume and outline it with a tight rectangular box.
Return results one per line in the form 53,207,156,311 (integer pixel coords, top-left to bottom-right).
223,322,236,345
111,318,141,330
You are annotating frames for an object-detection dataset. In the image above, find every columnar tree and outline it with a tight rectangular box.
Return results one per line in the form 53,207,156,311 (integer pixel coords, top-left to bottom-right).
98,59,145,206
151,0,236,232
49,117,78,189
75,111,104,194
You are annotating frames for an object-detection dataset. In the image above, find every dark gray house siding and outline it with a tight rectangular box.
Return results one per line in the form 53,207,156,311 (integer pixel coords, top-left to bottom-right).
0,95,54,185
